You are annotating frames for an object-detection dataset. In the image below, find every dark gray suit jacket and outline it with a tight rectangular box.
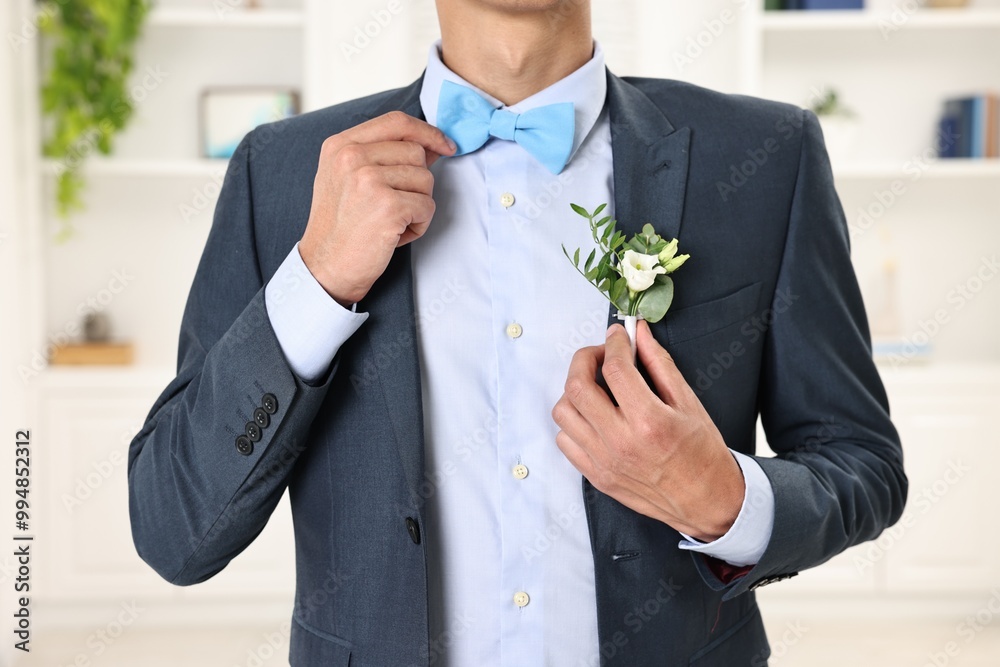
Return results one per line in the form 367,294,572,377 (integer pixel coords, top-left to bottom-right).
128,70,907,666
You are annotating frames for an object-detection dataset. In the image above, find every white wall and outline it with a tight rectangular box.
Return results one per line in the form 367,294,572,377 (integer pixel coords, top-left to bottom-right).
1,2,27,664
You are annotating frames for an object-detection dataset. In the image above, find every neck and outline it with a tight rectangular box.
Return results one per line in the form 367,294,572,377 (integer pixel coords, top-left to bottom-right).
436,1,593,106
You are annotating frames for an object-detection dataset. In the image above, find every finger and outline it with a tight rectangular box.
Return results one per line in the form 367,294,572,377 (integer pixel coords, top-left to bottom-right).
392,192,437,245
424,149,445,168
342,111,456,160
602,324,658,417
635,320,687,406
354,140,431,168
555,430,598,480
379,190,435,234
396,220,429,246
371,165,434,196
551,397,605,455
565,345,621,434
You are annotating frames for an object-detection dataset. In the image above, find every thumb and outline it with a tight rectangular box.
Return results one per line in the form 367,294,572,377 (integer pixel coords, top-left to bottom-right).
636,320,685,406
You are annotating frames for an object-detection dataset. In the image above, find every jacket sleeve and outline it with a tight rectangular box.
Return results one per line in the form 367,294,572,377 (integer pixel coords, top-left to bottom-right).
693,109,909,599
127,129,341,585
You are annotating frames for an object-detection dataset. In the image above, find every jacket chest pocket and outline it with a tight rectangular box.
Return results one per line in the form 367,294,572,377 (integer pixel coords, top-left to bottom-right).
664,281,763,346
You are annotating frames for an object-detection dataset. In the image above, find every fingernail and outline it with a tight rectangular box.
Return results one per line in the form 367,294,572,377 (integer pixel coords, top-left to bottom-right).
447,137,458,152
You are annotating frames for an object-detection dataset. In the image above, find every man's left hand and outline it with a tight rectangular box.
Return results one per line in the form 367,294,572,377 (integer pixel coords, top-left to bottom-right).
551,319,745,542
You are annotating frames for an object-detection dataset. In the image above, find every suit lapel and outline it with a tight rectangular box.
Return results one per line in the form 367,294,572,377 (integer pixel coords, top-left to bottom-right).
354,76,428,506
604,71,692,329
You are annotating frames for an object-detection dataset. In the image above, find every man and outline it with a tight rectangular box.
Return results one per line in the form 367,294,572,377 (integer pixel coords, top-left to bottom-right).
127,0,907,664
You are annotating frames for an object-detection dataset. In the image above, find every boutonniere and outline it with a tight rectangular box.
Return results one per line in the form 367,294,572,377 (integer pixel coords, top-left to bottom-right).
562,203,690,359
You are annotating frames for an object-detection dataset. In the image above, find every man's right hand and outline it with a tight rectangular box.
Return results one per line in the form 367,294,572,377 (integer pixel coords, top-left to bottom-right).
299,111,457,308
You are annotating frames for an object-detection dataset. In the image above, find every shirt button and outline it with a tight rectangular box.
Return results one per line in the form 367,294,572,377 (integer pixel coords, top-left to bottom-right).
513,591,530,608
500,192,515,208
512,464,529,480
506,322,523,339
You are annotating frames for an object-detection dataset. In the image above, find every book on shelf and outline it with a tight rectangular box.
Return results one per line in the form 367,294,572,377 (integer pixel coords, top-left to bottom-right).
938,93,1000,159
766,0,864,9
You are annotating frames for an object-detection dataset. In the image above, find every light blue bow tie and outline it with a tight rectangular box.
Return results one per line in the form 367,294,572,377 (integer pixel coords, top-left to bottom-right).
436,79,575,174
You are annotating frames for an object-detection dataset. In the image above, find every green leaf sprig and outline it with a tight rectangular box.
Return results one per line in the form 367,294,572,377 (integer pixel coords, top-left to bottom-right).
561,203,690,323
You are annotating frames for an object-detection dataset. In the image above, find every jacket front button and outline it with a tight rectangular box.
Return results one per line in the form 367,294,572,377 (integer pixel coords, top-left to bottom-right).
405,517,421,545
235,435,253,456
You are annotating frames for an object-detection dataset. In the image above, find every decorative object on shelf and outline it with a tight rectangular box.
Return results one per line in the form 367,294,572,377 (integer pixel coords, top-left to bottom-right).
51,311,133,365
561,203,689,361
869,229,931,366
938,94,999,159
83,312,112,342
810,87,860,164
199,87,300,159
40,0,152,242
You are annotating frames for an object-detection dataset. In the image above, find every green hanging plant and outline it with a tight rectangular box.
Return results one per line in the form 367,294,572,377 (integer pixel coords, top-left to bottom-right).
39,0,151,241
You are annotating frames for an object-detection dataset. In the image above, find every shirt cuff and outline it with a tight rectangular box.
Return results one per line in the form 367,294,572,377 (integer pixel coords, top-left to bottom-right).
264,241,369,383
676,450,774,567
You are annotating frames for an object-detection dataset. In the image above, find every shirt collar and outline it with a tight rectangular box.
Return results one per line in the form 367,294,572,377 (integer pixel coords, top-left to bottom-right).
419,39,608,166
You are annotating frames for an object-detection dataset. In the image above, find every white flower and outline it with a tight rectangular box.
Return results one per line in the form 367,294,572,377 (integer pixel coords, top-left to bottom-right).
658,238,678,263
620,249,667,292
661,253,690,274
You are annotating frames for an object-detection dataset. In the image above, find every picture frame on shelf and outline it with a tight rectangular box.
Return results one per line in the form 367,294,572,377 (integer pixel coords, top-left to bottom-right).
199,87,300,159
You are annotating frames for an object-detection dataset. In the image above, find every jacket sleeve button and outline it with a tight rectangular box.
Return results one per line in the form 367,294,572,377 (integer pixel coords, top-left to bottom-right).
405,517,421,545
245,422,262,442
235,435,254,456
261,393,278,415
253,407,270,429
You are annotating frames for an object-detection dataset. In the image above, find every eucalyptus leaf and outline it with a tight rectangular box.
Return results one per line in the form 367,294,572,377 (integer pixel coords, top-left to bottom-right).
636,278,674,323
649,239,668,255
627,237,647,254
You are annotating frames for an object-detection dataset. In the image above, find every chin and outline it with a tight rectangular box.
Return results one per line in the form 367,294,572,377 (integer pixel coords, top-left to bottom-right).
476,0,579,12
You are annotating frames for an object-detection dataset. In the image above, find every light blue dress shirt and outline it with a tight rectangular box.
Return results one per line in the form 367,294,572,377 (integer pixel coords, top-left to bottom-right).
263,40,774,667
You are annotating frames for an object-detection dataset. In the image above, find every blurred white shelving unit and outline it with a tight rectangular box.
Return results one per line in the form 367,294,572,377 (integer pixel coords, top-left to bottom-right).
11,0,317,630
834,158,1000,180
7,0,1000,633
147,5,305,27
744,0,1000,614
761,7,1000,30
41,156,228,178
